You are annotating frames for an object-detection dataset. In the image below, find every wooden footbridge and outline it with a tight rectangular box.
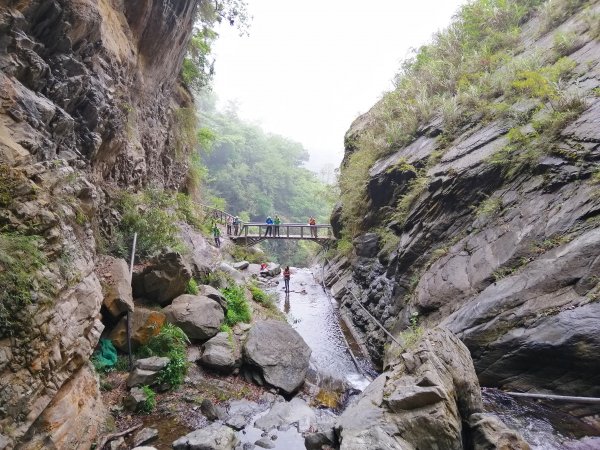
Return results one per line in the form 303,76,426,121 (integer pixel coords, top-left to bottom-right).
231,223,334,246
201,205,335,246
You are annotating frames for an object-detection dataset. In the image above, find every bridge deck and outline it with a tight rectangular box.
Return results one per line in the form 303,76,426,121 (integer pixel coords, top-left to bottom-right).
230,223,334,246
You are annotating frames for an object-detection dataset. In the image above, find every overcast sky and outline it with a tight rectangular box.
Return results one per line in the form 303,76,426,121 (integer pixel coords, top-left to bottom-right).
211,0,467,173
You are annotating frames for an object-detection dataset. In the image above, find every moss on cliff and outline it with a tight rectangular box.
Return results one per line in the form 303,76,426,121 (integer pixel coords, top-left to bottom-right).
0,232,53,337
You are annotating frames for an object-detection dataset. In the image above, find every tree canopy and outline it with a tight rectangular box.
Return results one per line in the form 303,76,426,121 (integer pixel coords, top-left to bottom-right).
198,94,334,225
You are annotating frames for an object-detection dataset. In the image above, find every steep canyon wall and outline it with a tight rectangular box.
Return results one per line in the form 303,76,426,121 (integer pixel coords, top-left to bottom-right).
327,1,600,405
0,0,197,447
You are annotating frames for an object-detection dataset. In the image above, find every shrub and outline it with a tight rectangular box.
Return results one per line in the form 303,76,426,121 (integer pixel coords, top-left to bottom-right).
137,323,189,389
552,31,581,57
202,269,234,288
228,245,265,264
539,0,588,34
221,284,251,326
511,70,555,99
174,107,198,158
114,190,185,258
394,176,429,225
0,232,53,337
248,283,277,310
140,385,156,413
186,278,199,295
112,189,205,259
475,197,504,218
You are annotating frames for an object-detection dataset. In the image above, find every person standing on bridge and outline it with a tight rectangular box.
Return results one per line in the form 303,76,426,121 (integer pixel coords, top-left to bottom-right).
309,216,317,238
212,224,221,248
283,266,291,293
226,216,233,235
264,216,274,236
274,215,281,237
233,216,240,235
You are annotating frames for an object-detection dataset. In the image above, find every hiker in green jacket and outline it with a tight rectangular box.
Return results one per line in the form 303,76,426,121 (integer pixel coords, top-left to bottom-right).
274,215,281,237
212,224,221,248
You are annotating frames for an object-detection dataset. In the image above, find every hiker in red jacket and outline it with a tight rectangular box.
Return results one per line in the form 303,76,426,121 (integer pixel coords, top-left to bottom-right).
283,266,291,293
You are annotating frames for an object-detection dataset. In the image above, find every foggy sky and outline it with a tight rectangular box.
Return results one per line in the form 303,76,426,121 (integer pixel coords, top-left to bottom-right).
211,0,467,173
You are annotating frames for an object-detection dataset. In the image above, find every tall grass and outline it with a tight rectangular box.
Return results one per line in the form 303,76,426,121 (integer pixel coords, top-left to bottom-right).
336,0,592,236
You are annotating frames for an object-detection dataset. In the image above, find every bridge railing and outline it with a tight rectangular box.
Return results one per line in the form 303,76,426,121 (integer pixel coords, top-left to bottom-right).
236,223,333,239
198,204,235,224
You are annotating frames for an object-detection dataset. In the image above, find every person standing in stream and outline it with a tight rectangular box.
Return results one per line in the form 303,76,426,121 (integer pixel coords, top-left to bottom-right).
283,266,291,293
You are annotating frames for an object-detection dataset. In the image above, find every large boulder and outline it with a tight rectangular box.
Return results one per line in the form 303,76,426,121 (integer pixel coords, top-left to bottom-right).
97,256,134,318
199,332,241,374
335,328,529,450
132,252,192,306
172,423,238,450
218,262,245,282
163,294,224,341
200,284,228,311
109,307,165,352
243,320,311,394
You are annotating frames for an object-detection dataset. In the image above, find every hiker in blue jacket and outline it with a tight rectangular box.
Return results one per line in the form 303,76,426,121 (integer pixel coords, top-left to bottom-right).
264,216,274,237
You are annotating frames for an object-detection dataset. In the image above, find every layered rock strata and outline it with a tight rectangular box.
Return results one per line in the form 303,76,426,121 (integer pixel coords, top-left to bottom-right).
0,0,197,446
327,2,600,402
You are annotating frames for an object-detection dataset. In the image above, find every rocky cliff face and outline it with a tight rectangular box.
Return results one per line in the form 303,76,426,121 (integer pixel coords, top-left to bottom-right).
0,0,197,447
328,1,600,404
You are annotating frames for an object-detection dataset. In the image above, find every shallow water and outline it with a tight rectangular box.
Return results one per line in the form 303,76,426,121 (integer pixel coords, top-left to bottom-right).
482,388,600,449
270,266,374,390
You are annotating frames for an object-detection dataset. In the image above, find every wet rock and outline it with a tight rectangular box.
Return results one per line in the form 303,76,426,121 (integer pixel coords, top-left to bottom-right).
468,413,531,450
233,261,250,270
133,252,193,306
254,437,276,449
99,256,134,318
443,227,600,395
226,415,248,431
353,233,380,258
133,427,158,447
225,400,264,430
563,436,600,449
254,398,316,432
172,423,238,450
243,320,311,394
200,332,241,374
304,430,337,450
109,307,165,352
201,398,224,421
260,263,281,277
336,328,527,450
164,294,224,341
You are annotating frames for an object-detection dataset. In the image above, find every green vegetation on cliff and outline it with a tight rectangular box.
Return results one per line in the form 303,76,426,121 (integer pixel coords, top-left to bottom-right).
338,0,596,237
0,232,53,336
